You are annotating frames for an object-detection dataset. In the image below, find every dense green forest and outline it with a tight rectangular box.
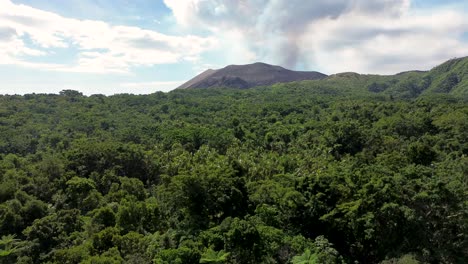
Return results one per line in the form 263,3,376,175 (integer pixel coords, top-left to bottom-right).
0,58,467,264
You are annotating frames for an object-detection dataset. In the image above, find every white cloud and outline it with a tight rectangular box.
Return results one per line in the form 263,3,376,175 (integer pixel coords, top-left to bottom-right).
301,9,468,74
0,0,216,73
2,0,467,76
120,81,184,93
0,26,46,62
164,0,468,74
0,80,183,96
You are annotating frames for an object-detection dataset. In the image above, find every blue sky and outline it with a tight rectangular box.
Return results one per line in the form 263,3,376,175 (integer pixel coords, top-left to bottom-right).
0,0,467,95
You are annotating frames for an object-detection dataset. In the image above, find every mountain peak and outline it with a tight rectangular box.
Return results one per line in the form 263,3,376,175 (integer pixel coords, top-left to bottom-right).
177,62,326,89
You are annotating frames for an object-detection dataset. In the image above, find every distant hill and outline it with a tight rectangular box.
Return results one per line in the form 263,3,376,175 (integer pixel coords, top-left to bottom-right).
177,62,327,89
423,56,468,96
311,56,468,100
371,56,468,99
176,57,468,100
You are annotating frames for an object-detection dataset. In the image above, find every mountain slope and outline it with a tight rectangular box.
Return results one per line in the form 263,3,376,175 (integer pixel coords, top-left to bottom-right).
177,62,327,89
316,57,468,99
176,57,468,100
178,69,218,89
423,56,468,96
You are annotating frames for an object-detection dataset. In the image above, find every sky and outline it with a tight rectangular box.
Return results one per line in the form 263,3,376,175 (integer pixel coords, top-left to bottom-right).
1,0,468,95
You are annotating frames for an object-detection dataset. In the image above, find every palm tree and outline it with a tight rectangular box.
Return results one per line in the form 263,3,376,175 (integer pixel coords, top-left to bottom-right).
291,249,318,264
0,234,22,263
199,248,230,264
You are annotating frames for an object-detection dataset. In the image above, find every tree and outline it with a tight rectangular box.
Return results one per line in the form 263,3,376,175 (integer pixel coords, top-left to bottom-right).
199,248,229,264
291,249,318,264
0,235,22,264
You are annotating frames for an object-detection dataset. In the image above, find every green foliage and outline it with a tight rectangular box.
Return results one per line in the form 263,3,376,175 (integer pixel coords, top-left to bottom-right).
153,246,200,264
91,206,116,231
291,249,318,264
199,248,229,263
52,244,90,264
0,235,22,264
83,247,124,264
0,78,467,263
381,254,421,264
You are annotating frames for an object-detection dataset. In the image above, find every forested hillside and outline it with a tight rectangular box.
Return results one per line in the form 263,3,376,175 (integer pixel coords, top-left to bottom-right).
0,76,467,263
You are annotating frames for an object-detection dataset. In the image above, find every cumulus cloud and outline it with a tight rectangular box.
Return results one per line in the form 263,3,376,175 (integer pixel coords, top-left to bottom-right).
303,9,468,73
0,0,216,73
164,0,468,73
0,26,46,62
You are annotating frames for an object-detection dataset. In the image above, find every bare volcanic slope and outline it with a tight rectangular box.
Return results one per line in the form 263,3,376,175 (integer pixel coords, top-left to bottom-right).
177,62,327,89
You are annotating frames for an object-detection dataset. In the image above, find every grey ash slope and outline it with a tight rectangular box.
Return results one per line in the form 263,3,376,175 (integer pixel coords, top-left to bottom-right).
178,69,217,89
177,62,327,89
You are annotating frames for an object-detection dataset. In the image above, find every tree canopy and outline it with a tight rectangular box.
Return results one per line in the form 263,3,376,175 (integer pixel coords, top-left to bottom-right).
0,83,467,263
